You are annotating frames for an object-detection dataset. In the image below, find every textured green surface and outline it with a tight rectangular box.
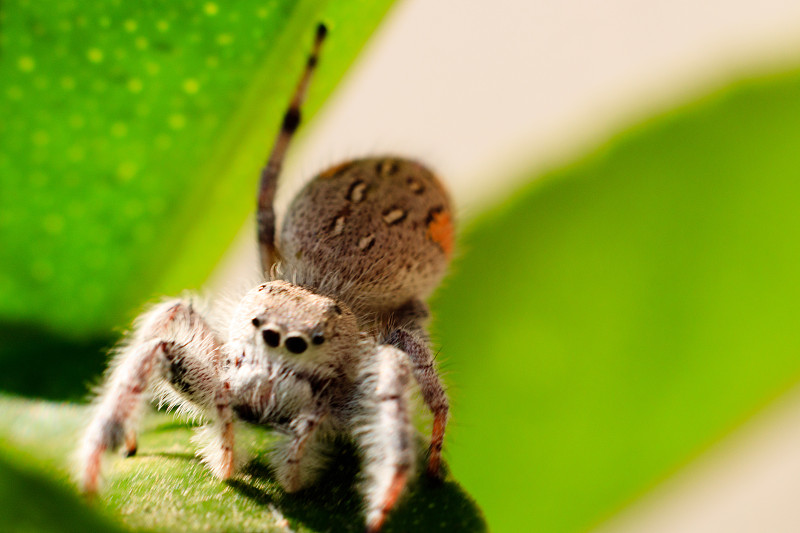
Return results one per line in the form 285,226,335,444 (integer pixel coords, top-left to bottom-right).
0,0,393,336
0,396,486,532
0,0,396,399
432,68,800,532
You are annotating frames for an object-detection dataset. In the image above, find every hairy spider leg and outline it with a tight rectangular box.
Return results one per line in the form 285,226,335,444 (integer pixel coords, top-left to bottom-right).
76,300,235,492
257,23,328,274
387,327,449,479
358,344,416,533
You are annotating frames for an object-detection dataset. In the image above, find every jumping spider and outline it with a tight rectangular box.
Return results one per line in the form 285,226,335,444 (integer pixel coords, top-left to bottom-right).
77,24,452,532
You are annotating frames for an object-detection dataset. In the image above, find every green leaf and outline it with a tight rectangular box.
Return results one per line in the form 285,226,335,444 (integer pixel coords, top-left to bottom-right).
0,396,486,532
0,454,125,533
431,67,800,532
0,0,394,337
0,0,395,399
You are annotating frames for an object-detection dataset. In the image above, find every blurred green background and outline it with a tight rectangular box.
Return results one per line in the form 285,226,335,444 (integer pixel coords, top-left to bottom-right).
0,0,395,399
4,0,800,532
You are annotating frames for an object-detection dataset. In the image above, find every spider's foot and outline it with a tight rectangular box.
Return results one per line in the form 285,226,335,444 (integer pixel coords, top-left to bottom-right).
123,432,137,457
218,447,235,479
122,446,137,458
366,468,408,533
81,445,105,495
425,444,444,482
282,466,303,493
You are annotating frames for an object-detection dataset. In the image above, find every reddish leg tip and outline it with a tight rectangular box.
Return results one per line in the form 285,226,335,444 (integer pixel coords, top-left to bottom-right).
366,468,408,532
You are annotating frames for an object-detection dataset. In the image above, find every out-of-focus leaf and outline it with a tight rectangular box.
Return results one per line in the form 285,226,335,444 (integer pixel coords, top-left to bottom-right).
0,0,396,398
432,68,800,532
0,396,487,532
0,399,123,532
0,0,394,336
0,453,124,533
0,322,110,400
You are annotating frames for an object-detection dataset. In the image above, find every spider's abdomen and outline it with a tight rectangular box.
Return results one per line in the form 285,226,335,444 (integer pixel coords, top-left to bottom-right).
279,157,453,314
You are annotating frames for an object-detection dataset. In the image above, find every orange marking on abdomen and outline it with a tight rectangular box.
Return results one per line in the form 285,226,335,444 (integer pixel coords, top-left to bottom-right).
426,209,454,257
318,161,352,179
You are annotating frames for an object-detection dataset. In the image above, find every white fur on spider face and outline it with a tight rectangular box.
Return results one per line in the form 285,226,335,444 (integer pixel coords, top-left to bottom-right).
226,281,363,377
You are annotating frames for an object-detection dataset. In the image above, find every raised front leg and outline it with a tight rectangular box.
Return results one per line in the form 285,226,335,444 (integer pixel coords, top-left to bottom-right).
358,344,415,533
387,327,449,479
76,300,234,493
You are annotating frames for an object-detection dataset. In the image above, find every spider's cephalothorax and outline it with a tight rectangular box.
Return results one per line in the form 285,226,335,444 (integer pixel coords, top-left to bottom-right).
77,24,452,533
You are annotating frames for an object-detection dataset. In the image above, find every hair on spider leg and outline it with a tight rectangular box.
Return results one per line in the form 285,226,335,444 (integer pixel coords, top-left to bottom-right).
77,22,457,532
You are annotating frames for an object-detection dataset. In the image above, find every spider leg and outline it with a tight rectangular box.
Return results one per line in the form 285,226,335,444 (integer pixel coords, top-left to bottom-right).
387,328,449,480
271,407,329,493
257,23,327,274
123,427,138,457
358,344,415,533
76,299,234,493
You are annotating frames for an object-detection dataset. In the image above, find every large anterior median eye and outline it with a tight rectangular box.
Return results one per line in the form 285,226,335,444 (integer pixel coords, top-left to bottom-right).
285,336,308,354
262,329,280,347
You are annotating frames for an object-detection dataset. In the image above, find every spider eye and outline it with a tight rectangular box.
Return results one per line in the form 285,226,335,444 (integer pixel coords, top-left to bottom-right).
285,336,308,354
311,333,325,345
252,317,261,327
262,329,280,347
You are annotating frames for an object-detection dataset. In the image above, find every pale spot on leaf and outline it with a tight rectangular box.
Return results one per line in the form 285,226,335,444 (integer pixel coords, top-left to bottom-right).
87,48,104,63
32,131,50,146
18,56,35,72
127,78,143,93
168,114,186,130
111,122,128,137
182,79,200,94
117,161,139,181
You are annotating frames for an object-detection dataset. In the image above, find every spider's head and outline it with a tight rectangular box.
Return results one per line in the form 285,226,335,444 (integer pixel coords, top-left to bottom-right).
230,280,360,370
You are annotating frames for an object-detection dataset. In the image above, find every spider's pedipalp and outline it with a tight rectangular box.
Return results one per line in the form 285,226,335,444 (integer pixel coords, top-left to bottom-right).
270,407,330,493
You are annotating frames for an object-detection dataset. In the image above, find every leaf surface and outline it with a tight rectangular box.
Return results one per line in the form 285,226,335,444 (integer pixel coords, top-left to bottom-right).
0,0,396,398
0,396,487,532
